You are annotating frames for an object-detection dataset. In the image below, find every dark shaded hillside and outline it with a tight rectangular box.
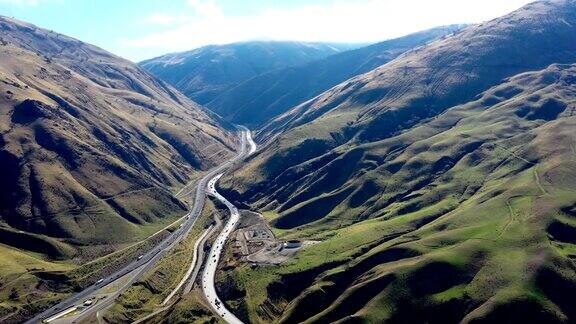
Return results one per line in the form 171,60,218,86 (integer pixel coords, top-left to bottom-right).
217,1,576,322
0,16,235,258
257,0,576,144
140,41,353,104
208,25,465,127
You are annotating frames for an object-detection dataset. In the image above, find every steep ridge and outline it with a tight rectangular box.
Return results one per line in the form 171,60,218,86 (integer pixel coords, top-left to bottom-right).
257,0,576,143
0,16,235,259
208,25,465,127
140,41,354,104
228,59,576,324
216,1,576,322
273,62,576,323
228,0,576,200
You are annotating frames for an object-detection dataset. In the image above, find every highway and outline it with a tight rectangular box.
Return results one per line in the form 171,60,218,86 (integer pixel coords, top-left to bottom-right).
201,127,256,324
182,213,221,295
27,127,254,324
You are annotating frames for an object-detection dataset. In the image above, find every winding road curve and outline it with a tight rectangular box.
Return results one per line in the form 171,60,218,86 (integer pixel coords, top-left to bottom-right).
27,127,254,324
202,127,256,324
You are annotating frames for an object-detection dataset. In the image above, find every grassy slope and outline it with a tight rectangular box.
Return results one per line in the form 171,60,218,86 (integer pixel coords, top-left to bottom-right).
0,16,235,321
0,244,73,322
217,1,576,319
0,15,235,258
221,63,576,323
255,0,576,144
0,213,183,323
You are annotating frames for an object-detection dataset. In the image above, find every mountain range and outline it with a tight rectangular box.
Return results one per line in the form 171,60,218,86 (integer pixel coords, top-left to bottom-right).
207,25,466,127
140,41,357,105
142,26,465,128
2,0,576,323
0,16,235,260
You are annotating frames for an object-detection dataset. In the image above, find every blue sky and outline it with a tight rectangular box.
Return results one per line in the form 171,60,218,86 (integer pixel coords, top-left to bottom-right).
0,0,533,62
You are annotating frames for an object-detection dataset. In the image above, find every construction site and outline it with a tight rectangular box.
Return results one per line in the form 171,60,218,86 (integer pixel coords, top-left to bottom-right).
231,211,304,265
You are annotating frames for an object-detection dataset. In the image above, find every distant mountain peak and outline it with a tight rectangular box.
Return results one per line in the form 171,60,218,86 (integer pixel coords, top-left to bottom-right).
139,40,360,104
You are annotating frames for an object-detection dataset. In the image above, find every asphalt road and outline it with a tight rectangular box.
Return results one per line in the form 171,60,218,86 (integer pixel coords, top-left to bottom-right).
201,127,256,324
201,175,243,324
182,214,221,295
27,127,253,324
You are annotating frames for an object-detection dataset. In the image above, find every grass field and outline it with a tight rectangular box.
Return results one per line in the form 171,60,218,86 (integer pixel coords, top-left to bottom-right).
103,199,221,323
0,244,73,322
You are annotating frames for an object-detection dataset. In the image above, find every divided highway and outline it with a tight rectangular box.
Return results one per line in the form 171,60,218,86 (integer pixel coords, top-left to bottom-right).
27,127,254,324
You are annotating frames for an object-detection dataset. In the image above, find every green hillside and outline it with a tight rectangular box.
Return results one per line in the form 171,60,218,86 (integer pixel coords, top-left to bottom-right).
218,1,576,322
224,61,576,324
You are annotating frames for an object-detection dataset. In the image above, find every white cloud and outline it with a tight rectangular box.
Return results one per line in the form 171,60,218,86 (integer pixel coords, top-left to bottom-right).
143,13,192,26
121,0,534,60
186,0,222,18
